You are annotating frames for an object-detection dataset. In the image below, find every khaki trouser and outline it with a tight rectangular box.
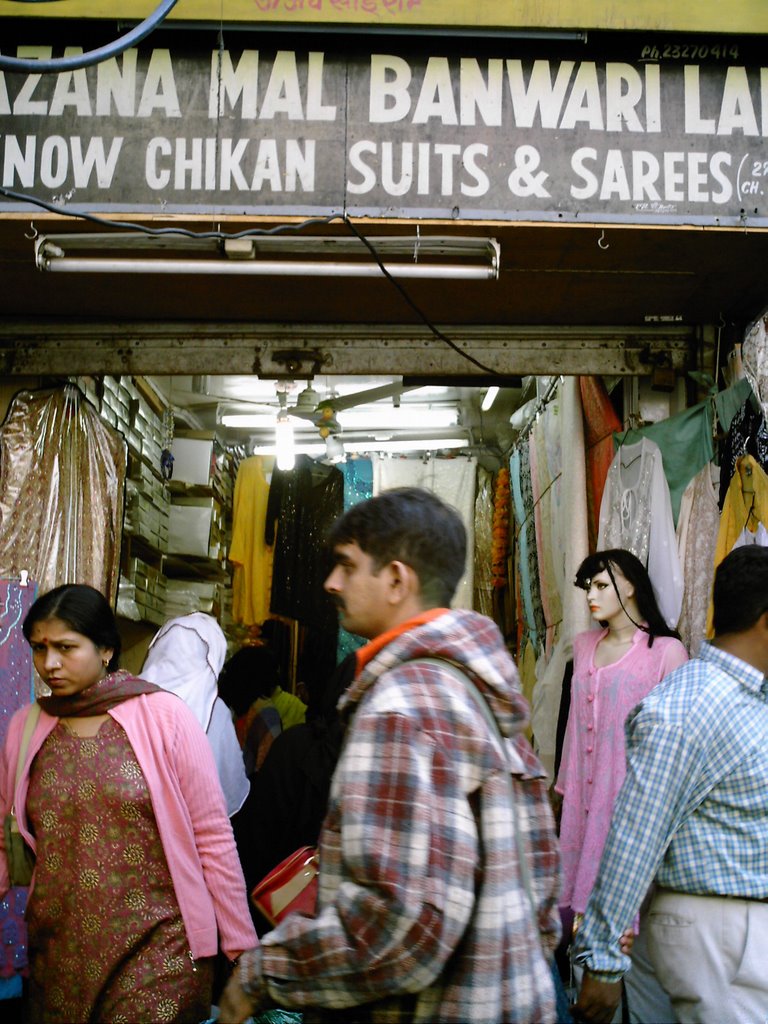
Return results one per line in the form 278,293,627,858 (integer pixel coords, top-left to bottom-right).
647,889,768,1024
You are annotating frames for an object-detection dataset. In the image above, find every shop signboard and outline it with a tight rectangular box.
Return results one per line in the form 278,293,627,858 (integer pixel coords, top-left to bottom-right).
1,33,768,226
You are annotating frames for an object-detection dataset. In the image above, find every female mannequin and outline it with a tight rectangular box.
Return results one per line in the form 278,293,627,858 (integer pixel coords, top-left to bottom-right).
555,550,688,1023
555,549,688,916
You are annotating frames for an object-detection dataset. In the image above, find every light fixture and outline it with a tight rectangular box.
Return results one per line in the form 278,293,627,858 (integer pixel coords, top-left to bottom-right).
220,406,458,431
34,232,501,280
274,411,295,471
481,386,500,412
253,436,470,457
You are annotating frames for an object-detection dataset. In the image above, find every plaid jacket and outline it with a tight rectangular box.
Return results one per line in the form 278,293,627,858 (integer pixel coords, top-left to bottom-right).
257,609,560,1023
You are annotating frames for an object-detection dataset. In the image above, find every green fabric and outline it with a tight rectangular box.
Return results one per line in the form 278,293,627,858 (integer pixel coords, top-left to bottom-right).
713,377,753,432
615,399,714,527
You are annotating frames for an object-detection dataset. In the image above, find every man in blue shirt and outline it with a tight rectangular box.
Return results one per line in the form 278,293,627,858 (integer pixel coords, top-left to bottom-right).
573,544,768,1024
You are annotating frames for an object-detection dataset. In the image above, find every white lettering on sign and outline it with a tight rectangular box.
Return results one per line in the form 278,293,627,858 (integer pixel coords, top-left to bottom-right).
347,139,489,196
1,134,123,188
570,148,733,203
209,50,336,120
145,136,316,191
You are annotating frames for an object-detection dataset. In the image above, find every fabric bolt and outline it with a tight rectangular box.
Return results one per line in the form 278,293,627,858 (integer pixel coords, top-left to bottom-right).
676,464,720,656
647,890,768,1024
579,376,623,554
555,628,688,912
371,455,477,610
0,689,257,961
230,455,274,627
0,386,126,604
250,609,560,1024
573,642,768,980
598,438,684,629
25,718,214,1023
614,398,714,528
707,455,768,635
717,397,768,509
140,613,250,816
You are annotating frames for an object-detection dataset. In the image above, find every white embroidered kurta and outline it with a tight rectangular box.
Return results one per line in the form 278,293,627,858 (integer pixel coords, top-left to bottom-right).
598,438,683,629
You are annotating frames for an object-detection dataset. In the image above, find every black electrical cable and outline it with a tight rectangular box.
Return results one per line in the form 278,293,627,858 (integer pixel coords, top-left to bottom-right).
340,214,499,376
0,0,180,73
0,183,503,378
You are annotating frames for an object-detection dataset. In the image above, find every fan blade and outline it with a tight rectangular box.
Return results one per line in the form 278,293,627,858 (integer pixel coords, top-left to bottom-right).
329,382,422,412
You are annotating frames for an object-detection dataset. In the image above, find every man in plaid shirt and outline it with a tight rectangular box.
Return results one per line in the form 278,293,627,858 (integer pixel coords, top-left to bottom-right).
221,486,560,1023
574,545,768,1024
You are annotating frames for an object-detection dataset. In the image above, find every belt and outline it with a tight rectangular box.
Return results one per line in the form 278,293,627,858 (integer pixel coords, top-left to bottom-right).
657,887,768,904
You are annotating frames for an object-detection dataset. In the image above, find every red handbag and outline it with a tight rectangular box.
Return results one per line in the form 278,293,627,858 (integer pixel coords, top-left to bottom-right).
250,846,319,927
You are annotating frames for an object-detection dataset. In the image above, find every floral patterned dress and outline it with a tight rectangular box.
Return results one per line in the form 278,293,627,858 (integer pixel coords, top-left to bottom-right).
25,717,213,1023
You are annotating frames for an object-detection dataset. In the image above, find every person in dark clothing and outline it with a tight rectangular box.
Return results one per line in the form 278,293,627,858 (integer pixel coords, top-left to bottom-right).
231,653,356,932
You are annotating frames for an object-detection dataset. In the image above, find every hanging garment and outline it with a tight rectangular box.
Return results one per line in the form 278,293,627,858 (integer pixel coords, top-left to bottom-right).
743,315,768,423
579,376,623,553
473,468,494,618
531,378,592,782
707,454,768,635
372,454,478,609
0,386,126,603
229,455,274,626
510,448,540,650
0,578,37,988
598,438,684,629
265,456,343,699
614,398,714,528
717,396,768,509
530,416,562,656
676,463,720,656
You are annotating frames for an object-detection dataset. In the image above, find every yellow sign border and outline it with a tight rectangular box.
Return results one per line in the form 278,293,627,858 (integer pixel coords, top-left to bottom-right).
0,0,767,34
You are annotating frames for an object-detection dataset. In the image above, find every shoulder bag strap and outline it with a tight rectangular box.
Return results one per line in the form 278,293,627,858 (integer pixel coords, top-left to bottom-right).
409,658,538,921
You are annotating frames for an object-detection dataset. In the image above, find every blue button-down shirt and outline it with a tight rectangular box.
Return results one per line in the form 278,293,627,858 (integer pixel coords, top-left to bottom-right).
574,641,768,979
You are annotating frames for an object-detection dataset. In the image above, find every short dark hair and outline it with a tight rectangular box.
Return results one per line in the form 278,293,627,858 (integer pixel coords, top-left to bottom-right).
574,548,679,645
713,546,768,635
218,644,282,714
327,487,466,607
23,583,121,670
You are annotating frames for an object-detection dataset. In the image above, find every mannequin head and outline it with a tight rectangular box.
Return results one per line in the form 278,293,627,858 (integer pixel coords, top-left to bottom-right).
574,549,678,644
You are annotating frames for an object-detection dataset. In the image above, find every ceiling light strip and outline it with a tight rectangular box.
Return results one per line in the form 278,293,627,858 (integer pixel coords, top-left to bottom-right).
38,257,497,280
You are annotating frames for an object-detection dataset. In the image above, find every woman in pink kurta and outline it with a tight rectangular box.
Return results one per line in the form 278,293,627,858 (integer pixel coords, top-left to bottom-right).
555,549,688,915
0,584,257,1023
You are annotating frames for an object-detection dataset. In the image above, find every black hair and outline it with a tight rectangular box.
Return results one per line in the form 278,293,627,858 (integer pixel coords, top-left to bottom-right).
327,486,467,607
712,545,768,635
574,548,679,646
22,583,121,669
218,644,282,715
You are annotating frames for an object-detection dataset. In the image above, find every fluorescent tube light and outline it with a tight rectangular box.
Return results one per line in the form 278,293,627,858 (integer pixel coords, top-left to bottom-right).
220,407,458,430
481,386,500,411
34,233,500,281
275,413,295,471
